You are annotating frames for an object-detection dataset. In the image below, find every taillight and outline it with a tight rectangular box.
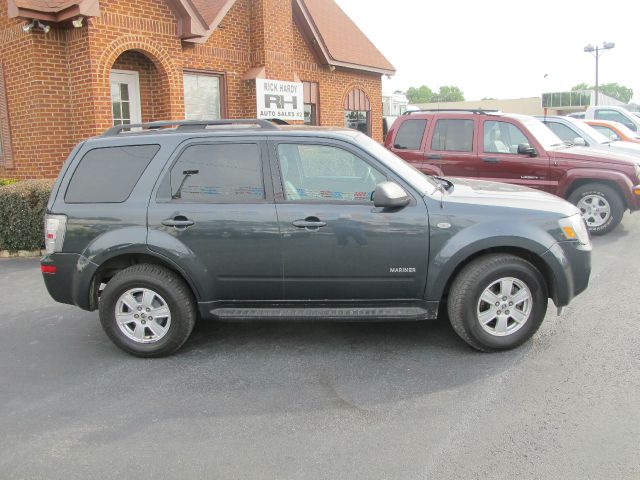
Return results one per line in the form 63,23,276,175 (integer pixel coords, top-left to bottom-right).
44,214,67,254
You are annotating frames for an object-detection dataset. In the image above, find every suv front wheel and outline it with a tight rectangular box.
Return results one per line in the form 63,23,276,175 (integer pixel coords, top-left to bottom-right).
447,254,548,352
98,264,196,357
568,183,624,235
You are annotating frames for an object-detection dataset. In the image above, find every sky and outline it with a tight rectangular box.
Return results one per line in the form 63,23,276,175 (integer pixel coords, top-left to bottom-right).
334,0,640,102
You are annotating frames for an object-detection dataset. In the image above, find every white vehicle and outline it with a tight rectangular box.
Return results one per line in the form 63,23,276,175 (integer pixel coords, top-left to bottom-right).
585,105,640,133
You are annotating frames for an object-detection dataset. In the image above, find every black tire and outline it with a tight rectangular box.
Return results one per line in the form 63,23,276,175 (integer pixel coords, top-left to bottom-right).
447,254,548,352
98,264,196,357
568,183,624,236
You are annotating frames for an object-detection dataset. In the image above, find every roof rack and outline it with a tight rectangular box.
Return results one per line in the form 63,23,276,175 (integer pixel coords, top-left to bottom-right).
102,119,279,137
403,109,502,115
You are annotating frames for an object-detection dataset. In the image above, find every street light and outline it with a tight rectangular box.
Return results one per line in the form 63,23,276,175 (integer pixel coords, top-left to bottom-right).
583,41,615,106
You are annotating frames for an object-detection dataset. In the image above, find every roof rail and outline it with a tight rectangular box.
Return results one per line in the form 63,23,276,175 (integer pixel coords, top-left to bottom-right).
403,109,502,115
102,119,279,137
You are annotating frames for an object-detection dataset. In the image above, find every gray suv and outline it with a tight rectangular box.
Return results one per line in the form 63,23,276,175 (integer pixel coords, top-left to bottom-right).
42,120,592,357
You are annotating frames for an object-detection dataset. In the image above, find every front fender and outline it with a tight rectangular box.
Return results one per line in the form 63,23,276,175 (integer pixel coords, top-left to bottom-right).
558,168,637,210
425,219,558,302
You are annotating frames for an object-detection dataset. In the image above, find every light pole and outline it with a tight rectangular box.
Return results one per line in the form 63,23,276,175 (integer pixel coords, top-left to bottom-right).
584,42,615,106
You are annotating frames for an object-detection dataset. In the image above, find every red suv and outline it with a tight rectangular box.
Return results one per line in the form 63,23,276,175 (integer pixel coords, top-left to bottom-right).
385,110,640,235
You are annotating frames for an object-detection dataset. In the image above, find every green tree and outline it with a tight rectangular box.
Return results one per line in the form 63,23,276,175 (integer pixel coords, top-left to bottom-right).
571,82,633,103
406,85,433,103
599,83,633,103
431,85,465,103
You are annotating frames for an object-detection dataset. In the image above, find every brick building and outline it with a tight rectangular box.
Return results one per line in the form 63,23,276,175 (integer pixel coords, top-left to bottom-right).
0,0,394,179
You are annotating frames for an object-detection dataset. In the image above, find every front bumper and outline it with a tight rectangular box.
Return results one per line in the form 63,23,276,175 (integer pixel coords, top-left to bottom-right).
541,240,591,307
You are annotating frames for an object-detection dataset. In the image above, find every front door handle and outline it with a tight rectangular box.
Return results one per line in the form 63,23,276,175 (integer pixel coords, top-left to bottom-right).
426,154,442,160
292,217,327,229
162,216,195,228
482,156,500,164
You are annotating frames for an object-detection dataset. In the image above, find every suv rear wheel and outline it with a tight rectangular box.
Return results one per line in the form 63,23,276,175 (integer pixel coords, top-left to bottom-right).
98,264,196,357
447,254,548,352
568,183,624,235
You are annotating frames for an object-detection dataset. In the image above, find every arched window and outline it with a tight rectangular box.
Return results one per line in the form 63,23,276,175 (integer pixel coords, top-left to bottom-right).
344,88,371,136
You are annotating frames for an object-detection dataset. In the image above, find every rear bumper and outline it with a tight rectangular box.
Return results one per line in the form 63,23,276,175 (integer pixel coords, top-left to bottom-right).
542,241,591,307
41,253,95,310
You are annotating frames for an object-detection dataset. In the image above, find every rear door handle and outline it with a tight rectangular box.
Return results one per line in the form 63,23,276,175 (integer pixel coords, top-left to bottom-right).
292,217,327,229
426,154,442,160
162,216,195,228
482,156,500,164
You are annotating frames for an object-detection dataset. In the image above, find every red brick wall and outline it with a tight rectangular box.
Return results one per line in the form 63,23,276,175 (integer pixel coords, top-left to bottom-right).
0,0,384,179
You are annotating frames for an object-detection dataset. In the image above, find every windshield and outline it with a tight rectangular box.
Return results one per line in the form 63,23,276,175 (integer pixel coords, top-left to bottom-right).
353,133,436,195
515,115,565,149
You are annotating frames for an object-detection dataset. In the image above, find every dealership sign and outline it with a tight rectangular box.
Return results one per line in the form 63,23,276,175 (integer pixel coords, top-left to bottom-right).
256,79,304,121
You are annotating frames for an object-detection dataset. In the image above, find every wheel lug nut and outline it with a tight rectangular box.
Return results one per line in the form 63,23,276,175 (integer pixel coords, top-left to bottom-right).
146,308,150,312
134,314,139,318
505,310,510,315
509,301,513,306
502,296,507,301
497,310,502,315
148,316,152,320
141,320,146,324
495,302,500,306
137,307,142,311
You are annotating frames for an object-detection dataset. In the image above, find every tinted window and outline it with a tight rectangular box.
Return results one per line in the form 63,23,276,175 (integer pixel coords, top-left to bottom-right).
393,119,427,150
278,144,385,202
65,145,159,203
546,122,579,143
484,121,530,154
170,143,264,203
431,119,474,152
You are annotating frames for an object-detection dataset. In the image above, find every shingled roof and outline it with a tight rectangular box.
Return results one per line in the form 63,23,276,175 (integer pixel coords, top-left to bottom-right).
8,0,394,74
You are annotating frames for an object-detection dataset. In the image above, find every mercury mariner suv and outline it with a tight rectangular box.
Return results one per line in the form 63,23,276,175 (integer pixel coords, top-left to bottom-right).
42,119,591,357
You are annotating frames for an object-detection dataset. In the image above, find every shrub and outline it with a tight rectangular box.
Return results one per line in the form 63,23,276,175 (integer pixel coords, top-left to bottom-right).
0,178,18,187
0,179,54,251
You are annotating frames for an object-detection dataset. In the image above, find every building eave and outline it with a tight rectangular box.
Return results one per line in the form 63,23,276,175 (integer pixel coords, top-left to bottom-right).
7,0,99,22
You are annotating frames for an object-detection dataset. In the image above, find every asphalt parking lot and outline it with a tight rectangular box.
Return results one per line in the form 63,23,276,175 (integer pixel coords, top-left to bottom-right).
1,216,639,480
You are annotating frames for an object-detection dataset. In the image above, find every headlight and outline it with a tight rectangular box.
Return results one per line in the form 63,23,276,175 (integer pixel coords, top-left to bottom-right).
559,214,590,245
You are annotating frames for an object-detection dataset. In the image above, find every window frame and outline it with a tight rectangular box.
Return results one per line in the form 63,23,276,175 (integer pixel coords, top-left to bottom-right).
183,69,227,120
155,138,272,205
267,138,419,206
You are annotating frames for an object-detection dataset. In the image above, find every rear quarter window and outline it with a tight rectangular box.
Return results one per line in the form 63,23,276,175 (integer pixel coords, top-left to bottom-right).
64,145,160,203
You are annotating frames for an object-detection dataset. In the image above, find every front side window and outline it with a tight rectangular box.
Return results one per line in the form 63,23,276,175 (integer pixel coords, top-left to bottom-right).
65,145,159,203
184,72,222,120
170,143,264,203
431,119,474,152
546,122,579,144
483,121,530,154
393,119,427,150
592,125,617,139
277,144,385,202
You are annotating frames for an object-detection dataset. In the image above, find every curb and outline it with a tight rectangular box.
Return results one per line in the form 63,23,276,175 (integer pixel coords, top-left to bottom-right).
0,249,45,258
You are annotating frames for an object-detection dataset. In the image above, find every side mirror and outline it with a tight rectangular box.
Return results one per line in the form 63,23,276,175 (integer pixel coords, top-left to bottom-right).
372,181,411,208
610,134,619,142
517,143,537,156
573,137,587,146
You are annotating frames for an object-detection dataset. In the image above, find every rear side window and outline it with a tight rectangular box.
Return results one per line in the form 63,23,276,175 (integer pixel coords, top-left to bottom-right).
431,119,474,152
170,143,264,203
393,119,427,150
65,145,159,203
